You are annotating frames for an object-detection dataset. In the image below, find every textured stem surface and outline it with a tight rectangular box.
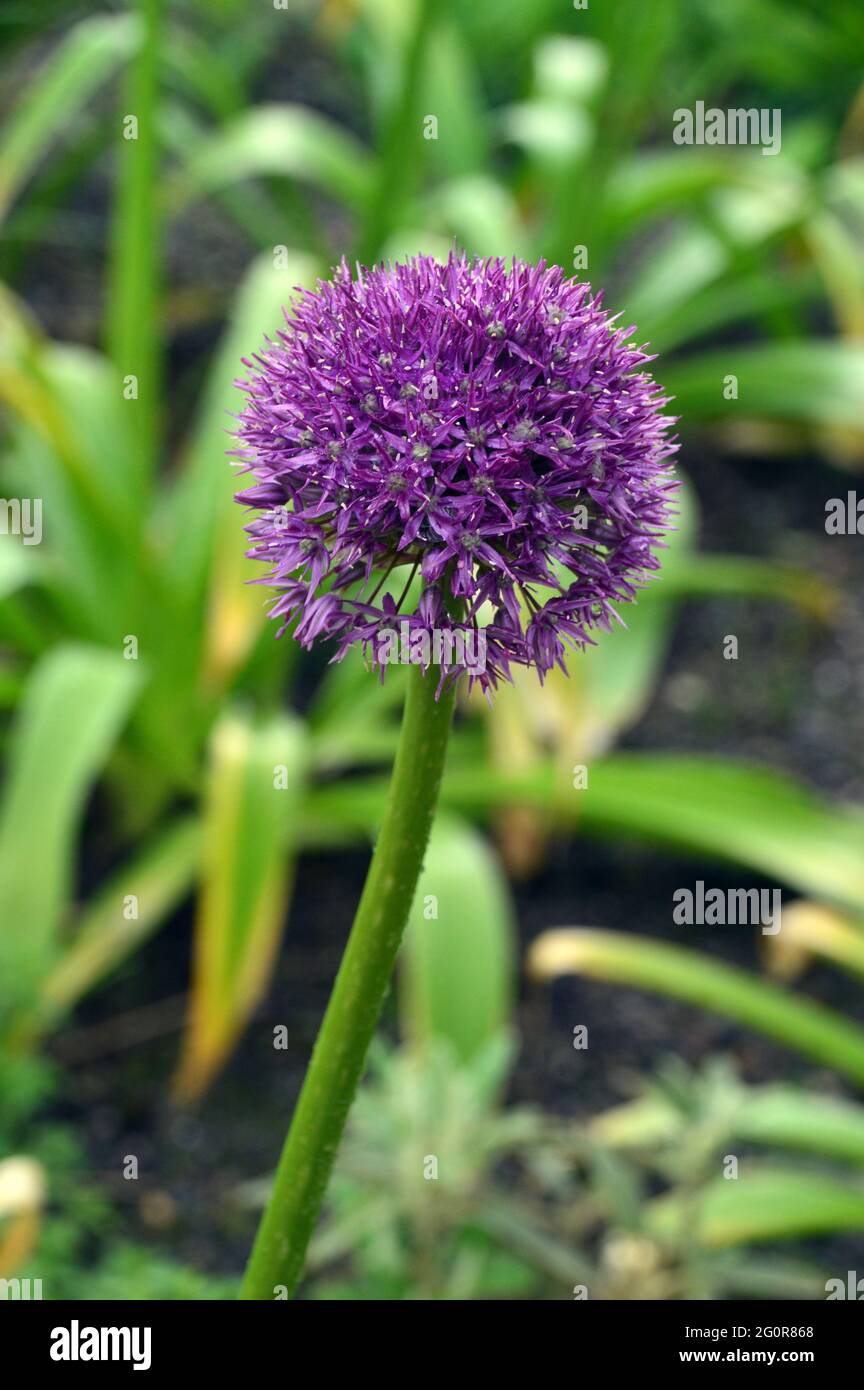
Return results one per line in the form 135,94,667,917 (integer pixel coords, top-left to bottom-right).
240,665,456,1299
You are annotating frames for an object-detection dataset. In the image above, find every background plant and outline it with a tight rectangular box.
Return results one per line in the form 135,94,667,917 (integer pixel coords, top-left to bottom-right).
0,0,862,1300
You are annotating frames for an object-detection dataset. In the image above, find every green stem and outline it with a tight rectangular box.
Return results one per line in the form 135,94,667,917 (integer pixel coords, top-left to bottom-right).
240,664,456,1299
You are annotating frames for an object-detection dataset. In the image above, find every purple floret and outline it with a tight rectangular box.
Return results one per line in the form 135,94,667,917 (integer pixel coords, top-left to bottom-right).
233,252,678,694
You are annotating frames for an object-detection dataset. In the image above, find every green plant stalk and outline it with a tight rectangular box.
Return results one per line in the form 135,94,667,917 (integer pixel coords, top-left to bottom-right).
106,0,162,497
240,664,456,1299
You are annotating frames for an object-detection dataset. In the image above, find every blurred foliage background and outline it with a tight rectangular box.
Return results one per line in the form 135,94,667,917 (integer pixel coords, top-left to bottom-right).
0,0,863,1300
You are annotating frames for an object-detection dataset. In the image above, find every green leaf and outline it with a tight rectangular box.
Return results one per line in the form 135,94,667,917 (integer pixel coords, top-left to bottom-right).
607,150,754,232
0,645,142,1017
105,0,163,494
401,817,515,1064
34,346,138,526
499,101,592,171
576,757,864,912
532,36,608,105
641,267,821,356
0,534,39,601
304,753,864,916
353,0,437,263
588,1148,645,1232
665,342,864,430
0,15,141,223
419,22,489,177
161,25,245,121
167,105,373,213
595,1081,864,1168
476,1200,594,1286
623,225,728,331
497,39,605,173
158,250,316,727
35,817,201,1032
648,1166,864,1246
438,755,864,914
432,176,528,260
737,1087,864,1167
623,165,815,346
664,553,838,620
722,1257,829,1301
173,711,305,1100
528,929,864,1087
0,337,154,640
167,249,319,624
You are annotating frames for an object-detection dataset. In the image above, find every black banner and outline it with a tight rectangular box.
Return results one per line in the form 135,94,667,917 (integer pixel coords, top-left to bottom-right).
3,1299,861,1375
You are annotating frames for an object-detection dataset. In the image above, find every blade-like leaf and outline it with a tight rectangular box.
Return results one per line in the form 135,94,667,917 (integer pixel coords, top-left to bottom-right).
649,1167,864,1246
105,0,163,494
166,105,373,213
664,553,838,620
665,342,864,430
0,325,157,639
0,15,141,222
528,929,864,1086
34,817,201,1033
737,1087,864,1167
0,645,141,1018
401,817,515,1063
419,21,489,177
304,753,864,915
765,900,864,984
607,150,755,232
594,1083,864,1168
309,648,407,772
432,176,528,260
173,711,305,1100
574,757,864,913
167,249,319,685
438,755,864,914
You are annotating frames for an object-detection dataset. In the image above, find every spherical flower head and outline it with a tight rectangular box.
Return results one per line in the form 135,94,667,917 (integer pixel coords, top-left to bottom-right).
233,253,678,694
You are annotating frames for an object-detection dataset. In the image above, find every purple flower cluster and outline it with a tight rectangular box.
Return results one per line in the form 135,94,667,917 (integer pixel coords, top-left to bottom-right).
233,253,677,693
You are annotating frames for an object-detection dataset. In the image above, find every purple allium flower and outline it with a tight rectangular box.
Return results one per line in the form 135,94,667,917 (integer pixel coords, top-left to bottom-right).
233,253,677,693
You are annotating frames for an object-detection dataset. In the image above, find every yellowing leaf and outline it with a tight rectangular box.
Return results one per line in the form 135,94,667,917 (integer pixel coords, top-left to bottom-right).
174,712,306,1100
